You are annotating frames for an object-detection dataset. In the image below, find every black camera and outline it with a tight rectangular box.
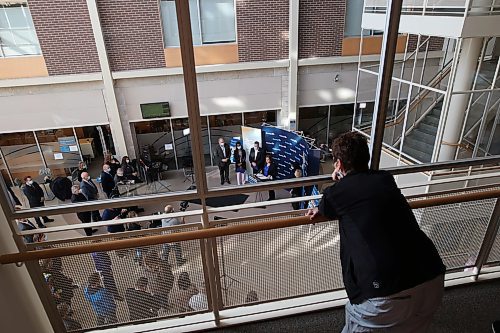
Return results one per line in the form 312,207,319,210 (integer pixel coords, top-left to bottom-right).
180,201,189,212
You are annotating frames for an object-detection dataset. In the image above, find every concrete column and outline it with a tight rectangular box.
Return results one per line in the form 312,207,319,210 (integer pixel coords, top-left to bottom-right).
0,209,54,333
438,37,483,161
86,0,129,158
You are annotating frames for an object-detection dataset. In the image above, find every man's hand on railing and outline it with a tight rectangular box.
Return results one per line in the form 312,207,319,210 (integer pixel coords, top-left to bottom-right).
306,207,320,220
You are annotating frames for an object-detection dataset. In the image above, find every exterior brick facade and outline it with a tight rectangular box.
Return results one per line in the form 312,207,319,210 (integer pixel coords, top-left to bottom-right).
96,0,166,72
28,0,101,75
298,0,346,59
236,0,289,62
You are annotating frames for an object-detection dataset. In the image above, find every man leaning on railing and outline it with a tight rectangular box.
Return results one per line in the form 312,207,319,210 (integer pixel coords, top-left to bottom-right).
307,132,446,332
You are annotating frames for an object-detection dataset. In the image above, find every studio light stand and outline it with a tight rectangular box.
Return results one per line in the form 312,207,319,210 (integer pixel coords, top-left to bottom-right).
214,216,240,305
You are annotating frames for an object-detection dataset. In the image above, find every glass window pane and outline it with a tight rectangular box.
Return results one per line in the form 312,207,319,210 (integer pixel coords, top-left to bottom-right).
4,7,28,28
0,9,9,29
134,120,176,171
160,0,201,47
244,111,277,128
36,129,81,178
298,106,329,145
0,132,45,192
12,29,37,45
344,0,364,37
329,104,354,144
200,0,236,44
172,118,193,168
209,113,242,164
0,30,14,45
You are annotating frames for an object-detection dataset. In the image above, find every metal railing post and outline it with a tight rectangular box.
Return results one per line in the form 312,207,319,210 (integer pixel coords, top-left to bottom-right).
473,198,500,279
174,0,221,325
369,0,403,170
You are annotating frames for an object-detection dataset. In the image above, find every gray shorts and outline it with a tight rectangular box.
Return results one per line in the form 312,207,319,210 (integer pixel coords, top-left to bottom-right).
342,274,444,332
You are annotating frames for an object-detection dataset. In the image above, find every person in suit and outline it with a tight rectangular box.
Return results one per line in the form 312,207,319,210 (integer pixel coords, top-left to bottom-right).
307,132,445,332
100,164,115,199
22,176,54,228
214,137,231,185
80,172,102,222
261,154,277,200
71,185,97,236
16,217,46,243
249,141,265,175
125,277,159,321
234,141,247,185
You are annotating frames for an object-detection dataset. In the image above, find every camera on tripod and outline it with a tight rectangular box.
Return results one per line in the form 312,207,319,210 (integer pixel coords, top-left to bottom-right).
179,201,189,212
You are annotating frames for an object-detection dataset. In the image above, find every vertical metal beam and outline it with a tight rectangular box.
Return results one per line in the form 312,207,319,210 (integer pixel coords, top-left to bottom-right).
86,0,129,158
326,106,331,147
352,31,364,130
0,146,15,187
474,198,500,278
369,0,403,170
287,0,300,131
72,127,84,162
207,116,214,166
33,131,48,169
174,0,220,324
169,120,179,170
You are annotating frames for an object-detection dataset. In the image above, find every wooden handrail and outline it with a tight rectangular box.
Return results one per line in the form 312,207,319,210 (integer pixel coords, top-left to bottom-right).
1,188,499,265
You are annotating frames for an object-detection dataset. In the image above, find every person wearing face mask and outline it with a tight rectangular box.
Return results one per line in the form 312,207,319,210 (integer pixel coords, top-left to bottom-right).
80,172,102,222
121,156,142,183
100,164,115,199
214,137,231,185
234,141,247,185
22,176,54,228
71,185,97,236
249,141,265,175
108,158,120,176
307,132,445,332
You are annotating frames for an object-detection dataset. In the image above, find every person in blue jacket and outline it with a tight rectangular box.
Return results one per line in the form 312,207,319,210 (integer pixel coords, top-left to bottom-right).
84,272,118,325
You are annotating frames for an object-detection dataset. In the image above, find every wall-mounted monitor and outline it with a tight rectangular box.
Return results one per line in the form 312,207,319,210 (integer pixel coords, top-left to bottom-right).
140,102,171,119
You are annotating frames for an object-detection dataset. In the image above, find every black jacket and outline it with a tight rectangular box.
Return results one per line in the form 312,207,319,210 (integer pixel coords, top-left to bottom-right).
261,163,277,179
71,193,91,223
22,182,45,208
80,179,99,201
125,288,159,321
234,149,247,170
249,148,265,171
49,177,73,201
214,144,231,167
100,171,115,196
319,170,445,304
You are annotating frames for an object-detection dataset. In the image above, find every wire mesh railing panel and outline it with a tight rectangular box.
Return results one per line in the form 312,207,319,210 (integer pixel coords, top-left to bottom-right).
414,198,497,270
213,217,342,308
487,224,500,264
33,226,209,331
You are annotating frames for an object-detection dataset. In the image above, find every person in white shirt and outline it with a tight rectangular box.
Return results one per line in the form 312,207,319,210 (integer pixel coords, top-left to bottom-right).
161,205,186,266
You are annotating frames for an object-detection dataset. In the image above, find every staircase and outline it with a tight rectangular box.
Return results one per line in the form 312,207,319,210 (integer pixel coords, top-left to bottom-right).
401,101,442,163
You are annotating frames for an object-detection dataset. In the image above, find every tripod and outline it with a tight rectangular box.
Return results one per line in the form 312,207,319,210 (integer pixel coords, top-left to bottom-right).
147,165,171,194
214,216,240,305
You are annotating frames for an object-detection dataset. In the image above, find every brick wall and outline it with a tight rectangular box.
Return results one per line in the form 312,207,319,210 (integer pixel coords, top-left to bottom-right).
236,0,289,62
298,0,346,59
28,0,101,75
408,35,444,52
96,0,166,72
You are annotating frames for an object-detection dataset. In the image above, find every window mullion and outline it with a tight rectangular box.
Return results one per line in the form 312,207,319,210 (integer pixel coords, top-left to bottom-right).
196,0,203,45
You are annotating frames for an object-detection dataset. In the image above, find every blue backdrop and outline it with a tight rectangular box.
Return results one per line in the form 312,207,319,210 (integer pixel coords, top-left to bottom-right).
263,126,310,180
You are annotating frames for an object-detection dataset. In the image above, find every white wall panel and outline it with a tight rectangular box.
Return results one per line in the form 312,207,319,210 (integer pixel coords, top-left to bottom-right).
0,89,108,133
118,76,283,121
